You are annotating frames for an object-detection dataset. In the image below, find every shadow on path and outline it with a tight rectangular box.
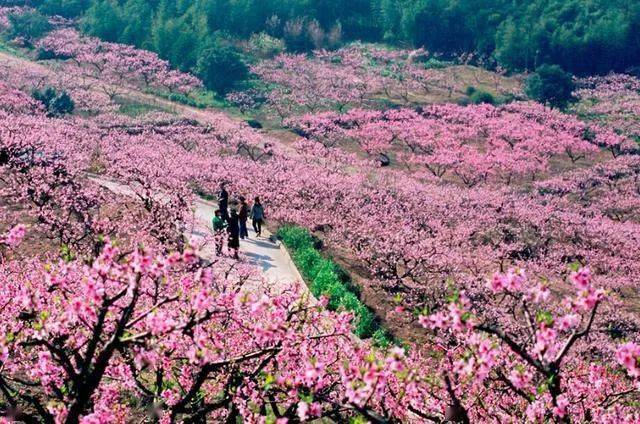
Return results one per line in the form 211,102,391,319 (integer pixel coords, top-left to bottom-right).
243,237,279,250
191,229,209,238
244,251,275,272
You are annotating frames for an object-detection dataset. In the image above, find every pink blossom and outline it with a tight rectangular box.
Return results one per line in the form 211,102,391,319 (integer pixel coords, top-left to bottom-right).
570,267,591,290
2,224,26,248
616,342,640,379
553,395,570,418
161,389,180,407
556,314,580,331
297,401,309,421
508,368,532,390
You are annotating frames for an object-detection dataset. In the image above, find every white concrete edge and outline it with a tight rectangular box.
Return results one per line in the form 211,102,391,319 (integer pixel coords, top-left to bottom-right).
271,232,306,286
88,173,310,296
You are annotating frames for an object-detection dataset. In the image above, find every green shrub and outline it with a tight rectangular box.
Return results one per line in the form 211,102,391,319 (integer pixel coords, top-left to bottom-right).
167,92,196,106
423,58,450,69
278,226,315,251
332,263,360,296
310,258,333,281
278,225,387,341
372,329,394,348
353,305,377,338
195,41,248,95
525,64,575,109
32,87,75,117
36,47,64,60
144,88,223,109
470,90,496,105
310,262,338,294
6,10,51,42
323,284,348,310
246,32,285,58
337,290,359,309
465,86,477,96
500,92,520,104
293,247,322,281
52,92,74,113
246,119,263,129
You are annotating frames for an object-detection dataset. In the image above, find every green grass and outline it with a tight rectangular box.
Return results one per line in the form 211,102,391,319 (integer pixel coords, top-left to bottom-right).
115,97,172,117
0,38,29,58
145,87,228,109
278,225,393,345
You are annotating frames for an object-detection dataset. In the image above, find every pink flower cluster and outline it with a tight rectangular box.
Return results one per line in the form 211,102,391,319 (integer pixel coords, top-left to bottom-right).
616,342,640,380
0,29,638,420
574,73,640,147
1,224,25,248
38,29,202,97
416,269,639,421
288,101,611,185
0,6,29,32
252,44,478,118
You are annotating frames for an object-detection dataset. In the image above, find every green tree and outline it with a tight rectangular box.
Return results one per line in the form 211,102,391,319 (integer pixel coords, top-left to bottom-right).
119,0,153,46
38,0,91,18
70,0,640,75
194,42,248,94
494,17,535,71
470,90,496,105
6,9,51,42
204,0,231,33
525,64,575,109
32,87,75,117
81,0,123,42
375,0,402,41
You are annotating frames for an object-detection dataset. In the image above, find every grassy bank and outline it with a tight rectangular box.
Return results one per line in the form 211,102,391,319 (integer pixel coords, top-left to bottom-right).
278,225,392,346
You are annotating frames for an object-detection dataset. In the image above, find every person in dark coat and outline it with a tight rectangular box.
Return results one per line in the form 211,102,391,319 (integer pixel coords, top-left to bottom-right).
251,196,265,237
218,183,229,222
227,208,240,259
238,196,249,239
212,209,227,255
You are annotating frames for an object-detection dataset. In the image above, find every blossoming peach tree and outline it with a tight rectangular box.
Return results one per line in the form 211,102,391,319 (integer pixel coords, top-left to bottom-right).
417,267,640,422
0,237,402,422
0,29,639,422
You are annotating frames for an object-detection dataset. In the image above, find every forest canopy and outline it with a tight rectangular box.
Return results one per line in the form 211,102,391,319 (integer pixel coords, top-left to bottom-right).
22,0,640,87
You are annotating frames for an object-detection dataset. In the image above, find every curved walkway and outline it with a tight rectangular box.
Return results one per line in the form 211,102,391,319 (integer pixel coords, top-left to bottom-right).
190,196,304,292
0,49,305,294
90,176,304,294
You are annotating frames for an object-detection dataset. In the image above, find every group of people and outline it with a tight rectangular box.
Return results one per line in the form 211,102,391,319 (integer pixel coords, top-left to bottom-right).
212,183,265,259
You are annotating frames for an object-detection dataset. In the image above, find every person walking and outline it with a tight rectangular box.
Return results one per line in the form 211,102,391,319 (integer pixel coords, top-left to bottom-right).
251,196,265,237
218,182,229,222
212,209,227,256
238,196,249,239
227,208,240,259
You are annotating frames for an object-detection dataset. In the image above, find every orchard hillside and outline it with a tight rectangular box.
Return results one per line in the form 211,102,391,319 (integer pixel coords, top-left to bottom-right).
0,2,639,423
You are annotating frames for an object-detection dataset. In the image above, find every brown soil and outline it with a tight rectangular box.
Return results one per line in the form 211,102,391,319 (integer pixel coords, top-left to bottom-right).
0,178,60,259
327,242,431,343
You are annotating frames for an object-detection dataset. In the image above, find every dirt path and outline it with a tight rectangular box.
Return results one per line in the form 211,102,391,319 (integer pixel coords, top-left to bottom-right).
0,51,232,122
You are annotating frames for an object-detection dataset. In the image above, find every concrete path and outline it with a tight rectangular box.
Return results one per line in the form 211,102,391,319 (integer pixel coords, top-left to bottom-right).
0,48,305,294
90,176,305,294
189,197,304,291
